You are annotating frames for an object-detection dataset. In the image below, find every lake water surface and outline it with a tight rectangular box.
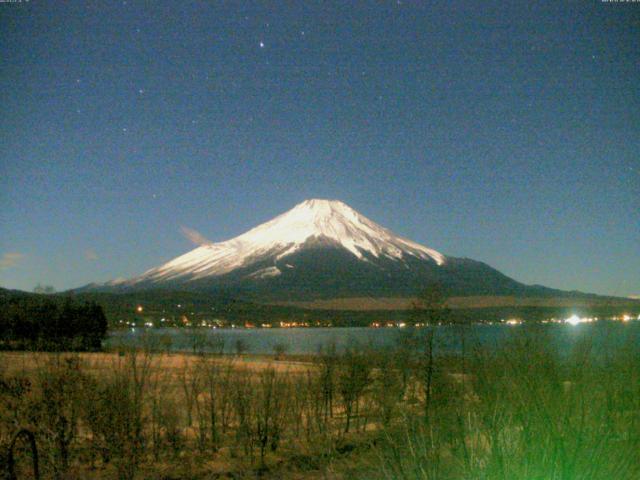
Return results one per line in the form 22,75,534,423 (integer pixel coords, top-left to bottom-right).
107,321,640,356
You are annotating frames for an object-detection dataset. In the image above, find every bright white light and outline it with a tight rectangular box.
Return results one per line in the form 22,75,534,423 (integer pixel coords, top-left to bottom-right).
565,315,581,326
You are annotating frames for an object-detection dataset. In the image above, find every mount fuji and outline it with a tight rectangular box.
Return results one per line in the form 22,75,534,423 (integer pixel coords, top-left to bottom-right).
85,199,563,300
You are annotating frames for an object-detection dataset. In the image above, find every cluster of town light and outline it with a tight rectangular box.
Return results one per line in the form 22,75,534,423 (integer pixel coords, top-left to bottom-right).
497,314,639,327
564,313,638,326
370,321,426,328
125,304,638,330
278,321,312,328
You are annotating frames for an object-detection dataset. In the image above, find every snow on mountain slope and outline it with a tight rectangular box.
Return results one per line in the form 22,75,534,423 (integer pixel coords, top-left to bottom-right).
130,199,445,285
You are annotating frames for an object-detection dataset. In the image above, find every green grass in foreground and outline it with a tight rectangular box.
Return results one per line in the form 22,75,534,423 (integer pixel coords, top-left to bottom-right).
370,329,640,480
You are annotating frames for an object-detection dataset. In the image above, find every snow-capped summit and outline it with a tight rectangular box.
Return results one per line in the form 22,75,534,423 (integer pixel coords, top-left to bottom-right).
83,199,554,300
130,199,445,285
226,199,445,264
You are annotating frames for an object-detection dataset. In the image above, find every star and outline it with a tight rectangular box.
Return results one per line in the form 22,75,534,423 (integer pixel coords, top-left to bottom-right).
259,41,265,48
138,88,145,94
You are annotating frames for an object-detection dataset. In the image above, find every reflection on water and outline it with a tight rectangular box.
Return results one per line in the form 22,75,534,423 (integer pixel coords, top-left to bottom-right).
106,321,640,356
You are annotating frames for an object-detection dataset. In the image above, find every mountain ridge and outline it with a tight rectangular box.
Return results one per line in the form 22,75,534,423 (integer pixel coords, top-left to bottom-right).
78,199,615,302
127,199,445,287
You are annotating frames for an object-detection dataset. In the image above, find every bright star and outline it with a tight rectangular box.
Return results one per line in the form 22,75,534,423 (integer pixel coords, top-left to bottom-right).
259,41,265,48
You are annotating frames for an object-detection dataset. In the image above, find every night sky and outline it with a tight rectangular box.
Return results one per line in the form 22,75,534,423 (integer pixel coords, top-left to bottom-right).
1,1,638,296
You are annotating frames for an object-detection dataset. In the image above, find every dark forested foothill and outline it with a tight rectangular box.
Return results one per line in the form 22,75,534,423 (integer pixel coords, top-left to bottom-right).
0,294,107,351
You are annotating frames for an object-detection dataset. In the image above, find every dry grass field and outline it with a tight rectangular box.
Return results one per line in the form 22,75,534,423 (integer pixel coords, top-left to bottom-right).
2,351,314,377
1,327,640,479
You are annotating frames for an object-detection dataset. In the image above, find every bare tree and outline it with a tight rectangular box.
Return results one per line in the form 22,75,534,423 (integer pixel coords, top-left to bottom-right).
273,342,289,360
36,355,84,480
200,359,222,452
411,284,451,424
254,367,289,468
316,342,337,424
337,345,372,433
180,359,200,428
234,338,248,356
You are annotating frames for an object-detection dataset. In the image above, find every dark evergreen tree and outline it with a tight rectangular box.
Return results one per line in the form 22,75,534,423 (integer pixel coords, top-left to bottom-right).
0,294,108,351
